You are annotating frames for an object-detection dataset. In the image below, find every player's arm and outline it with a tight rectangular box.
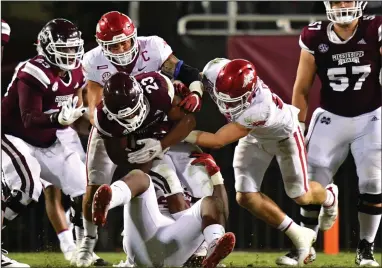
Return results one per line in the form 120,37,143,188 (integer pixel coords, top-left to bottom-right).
190,152,229,221
17,79,65,129
161,54,204,112
86,80,104,125
159,95,196,150
292,49,317,126
185,122,251,149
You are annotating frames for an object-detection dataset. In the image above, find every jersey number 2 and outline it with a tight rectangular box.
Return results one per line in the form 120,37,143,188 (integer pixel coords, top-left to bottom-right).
140,76,159,94
327,65,371,92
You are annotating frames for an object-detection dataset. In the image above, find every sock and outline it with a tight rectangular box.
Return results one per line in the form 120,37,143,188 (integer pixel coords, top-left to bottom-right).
278,215,302,242
75,226,84,246
358,212,382,243
203,224,225,245
109,181,132,209
83,218,98,238
58,229,76,250
300,206,320,234
323,189,335,207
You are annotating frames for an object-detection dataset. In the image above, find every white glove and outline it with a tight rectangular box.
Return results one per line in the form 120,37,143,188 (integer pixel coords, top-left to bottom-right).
58,96,86,126
127,138,163,164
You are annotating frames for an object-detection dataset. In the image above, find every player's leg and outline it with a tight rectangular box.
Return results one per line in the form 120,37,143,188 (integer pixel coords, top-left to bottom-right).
276,127,339,229
1,135,43,268
276,109,350,266
150,154,189,214
351,108,381,267
234,137,315,265
41,179,77,261
77,128,116,267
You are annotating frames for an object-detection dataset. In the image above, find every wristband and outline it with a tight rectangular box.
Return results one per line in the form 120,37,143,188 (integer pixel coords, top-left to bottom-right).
299,122,306,133
183,130,201,144
210,172,224,185
189,81,203,97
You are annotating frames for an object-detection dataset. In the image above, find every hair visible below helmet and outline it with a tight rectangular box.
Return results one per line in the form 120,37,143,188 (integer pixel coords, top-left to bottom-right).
37,18,84,71
214,59,258,120
96,11,138,66
324,1,367,25
102,72,148,132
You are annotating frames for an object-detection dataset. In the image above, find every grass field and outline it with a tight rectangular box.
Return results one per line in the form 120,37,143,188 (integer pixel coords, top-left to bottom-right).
7,251,382,267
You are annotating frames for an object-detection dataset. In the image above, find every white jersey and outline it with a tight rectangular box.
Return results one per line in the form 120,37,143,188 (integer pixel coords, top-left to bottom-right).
82,35,173,85
203,58,300,142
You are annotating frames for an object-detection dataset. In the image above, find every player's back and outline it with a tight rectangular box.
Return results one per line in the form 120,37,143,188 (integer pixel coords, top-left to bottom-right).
300,15,382,117
2,55,86,147
94,71,175,139
82,35,173,86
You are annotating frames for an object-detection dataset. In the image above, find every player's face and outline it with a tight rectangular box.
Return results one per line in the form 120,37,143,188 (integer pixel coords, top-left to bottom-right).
331,1,355,9
109,39,132,54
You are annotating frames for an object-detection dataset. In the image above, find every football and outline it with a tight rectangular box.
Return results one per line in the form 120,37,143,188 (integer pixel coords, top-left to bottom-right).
105,133,144,166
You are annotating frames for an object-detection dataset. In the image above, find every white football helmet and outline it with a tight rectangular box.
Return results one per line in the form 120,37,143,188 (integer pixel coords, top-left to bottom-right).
324,1,368,25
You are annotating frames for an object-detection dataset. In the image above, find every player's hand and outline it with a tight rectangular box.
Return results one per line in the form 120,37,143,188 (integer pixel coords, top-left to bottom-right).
190,152,220,176
179,93,202,113
58,96,86,126
127,138,163,164
173,81,190,98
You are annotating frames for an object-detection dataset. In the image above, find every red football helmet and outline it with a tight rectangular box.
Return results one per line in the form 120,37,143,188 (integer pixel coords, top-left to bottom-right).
103,72,148,132
214,59,257,118
96,11,138,66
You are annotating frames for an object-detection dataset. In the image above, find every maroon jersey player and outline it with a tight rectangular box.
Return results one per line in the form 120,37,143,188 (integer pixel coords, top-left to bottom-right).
1,18,87,263
277,2,382,266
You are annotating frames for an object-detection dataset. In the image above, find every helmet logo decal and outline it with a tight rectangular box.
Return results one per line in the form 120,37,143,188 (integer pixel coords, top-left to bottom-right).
243,72,254,88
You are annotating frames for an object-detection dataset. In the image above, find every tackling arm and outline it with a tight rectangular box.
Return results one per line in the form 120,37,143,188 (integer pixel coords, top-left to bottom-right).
185,122,251,149
292,49,317,127
86,80,104,125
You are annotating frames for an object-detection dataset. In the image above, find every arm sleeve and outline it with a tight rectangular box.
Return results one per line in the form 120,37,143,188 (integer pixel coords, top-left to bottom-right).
17,79,62,129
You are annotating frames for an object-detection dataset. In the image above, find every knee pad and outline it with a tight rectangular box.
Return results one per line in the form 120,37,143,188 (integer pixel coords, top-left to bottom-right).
358,193,382,215
70,195,84,227
299,204,320,225
3,190,33,221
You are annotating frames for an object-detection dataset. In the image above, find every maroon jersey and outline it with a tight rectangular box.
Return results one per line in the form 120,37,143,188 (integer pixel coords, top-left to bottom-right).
1,19,10,44
2,55,87,147
94,71,175,139
300,15,382,117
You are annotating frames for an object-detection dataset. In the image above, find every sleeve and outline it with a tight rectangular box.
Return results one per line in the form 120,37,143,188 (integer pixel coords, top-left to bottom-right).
18,61,51,92
17,79,61,129
82,53,100,84
157,72,175,113
152,36,173,65
377,16,382,47
1,20,10,45
299,26,315,54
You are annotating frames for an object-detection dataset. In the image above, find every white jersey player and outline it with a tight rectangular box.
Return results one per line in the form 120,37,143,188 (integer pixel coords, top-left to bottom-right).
184,58,340,265
78,11,205,267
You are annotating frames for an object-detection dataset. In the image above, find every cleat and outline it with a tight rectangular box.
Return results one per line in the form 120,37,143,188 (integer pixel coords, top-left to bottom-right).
276,247,316,266
291,227,317,266
319,184,338,231
202,232,236,268
76,236,97,267
356,239,380,267
92,184,112,227
1,249,30,267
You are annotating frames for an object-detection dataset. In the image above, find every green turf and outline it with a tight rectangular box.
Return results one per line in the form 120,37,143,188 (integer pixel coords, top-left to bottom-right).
6,251,382,267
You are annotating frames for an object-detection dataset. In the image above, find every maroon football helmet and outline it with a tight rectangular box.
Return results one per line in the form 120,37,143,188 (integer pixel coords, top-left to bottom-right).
214,59,258,118
96,11,138,66
37,18,84,71
103,72,148,132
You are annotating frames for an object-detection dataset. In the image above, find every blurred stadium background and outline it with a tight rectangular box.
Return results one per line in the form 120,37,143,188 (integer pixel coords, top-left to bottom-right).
1,0,381,258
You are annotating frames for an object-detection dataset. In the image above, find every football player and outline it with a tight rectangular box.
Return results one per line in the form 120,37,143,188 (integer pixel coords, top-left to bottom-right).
79,10,205,266
184,58,339,266
277,1,382,266
91,159,233,268
1,18,87,263
0,18,31,268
